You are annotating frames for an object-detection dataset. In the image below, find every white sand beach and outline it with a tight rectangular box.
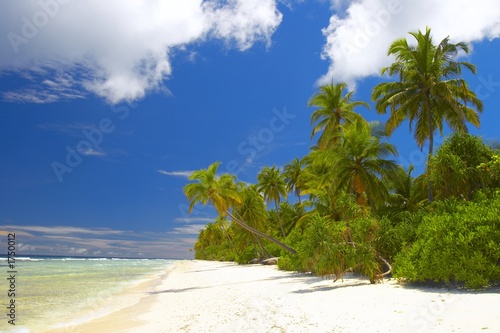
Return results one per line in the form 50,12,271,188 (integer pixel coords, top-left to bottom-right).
62,260,500,333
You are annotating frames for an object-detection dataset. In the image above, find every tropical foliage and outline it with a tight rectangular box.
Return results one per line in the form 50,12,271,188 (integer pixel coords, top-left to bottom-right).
308,82,369,150
394,192,500,289
184,27,499,288
372,26,483,201
428,132,493,200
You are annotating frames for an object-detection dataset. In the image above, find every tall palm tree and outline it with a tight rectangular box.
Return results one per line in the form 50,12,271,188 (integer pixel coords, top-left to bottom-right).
257,165,288,237
308,82,369,150
283,157,306,204
322,118,399,207
372,27,483,201
184,162,296,254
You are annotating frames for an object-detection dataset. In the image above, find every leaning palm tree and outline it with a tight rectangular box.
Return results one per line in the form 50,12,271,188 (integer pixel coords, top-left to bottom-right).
257,165,288,237
372,27,483,201
184,162,296,254
308,82,369,150
324,118,399,207
235,185,271,258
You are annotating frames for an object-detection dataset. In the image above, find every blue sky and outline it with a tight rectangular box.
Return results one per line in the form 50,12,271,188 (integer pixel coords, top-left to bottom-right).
1,0,499,259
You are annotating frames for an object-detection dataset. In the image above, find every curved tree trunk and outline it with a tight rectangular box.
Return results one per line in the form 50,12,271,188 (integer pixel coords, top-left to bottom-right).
254,234,271,258
224,210,296,255
343,241,392,282
376,254,392,278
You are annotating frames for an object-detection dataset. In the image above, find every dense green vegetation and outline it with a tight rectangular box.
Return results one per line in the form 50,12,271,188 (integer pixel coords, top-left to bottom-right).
394,192,500,289
184,28,500,288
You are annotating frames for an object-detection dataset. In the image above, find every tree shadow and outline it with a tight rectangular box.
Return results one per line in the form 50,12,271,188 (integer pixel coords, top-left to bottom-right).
148,274,298,295
291,279,370,294
396,280,500,295
149,286,210,294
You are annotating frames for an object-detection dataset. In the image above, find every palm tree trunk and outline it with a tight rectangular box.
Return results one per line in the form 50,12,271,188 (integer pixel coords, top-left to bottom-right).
353,173,367,206
250,235,258,257
219,223,234,247
233,211,271,258
276,203,286,238
426,93,434,202
426,136,434,202
224,209,296,255
254,234,271,258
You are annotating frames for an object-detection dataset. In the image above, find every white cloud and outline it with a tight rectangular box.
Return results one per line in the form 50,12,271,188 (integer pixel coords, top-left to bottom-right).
70,247,88,254
3,225,124,235
2,69,86,103
37,122,97,137
17,243,37,252
168,224,207,235
174,217,215,223
80,147,106,157
319,0,500,87
205,0,283,50
2,224,197,258
0,0,282,104
158,170,194,178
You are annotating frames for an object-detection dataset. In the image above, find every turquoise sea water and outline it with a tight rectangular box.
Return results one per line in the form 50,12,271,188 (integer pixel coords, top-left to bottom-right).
0,256,176,333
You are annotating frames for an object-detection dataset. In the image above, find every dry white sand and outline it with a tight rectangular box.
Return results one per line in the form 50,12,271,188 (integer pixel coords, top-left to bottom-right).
66,260,500,333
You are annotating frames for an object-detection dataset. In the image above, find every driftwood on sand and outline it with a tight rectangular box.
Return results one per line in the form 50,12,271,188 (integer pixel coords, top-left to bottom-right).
249,257,279,265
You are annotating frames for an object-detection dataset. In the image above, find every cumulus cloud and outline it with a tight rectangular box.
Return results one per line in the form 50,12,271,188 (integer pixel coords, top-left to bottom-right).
320,0,500,87
0,0,282,104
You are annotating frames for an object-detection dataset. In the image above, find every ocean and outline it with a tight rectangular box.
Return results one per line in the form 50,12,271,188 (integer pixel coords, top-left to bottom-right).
0,256,177,333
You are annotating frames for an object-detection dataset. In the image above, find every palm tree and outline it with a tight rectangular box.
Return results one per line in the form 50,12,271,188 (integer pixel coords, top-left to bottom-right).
308,82,369,150
213,216,234,247
235,185,270,258
385,165,426,213
323,118,399,207
257,165,288,237
283,157,306,204
372,27,484,201
277,201,304,235
184,162,296,254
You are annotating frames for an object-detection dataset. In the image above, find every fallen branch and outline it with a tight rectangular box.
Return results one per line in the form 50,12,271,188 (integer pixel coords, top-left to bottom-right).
340,241,392,280
376,253,392,278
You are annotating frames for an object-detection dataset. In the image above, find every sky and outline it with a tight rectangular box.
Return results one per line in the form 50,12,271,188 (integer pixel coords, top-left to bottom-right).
0,0,499,259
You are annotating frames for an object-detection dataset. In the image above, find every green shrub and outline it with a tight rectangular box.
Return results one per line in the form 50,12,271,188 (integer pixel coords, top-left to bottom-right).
277,226,305,271
429,132,493,200
477,153,500,189
279,213,382,283
394,193,500,288
234,245,257,264
376,212,421,261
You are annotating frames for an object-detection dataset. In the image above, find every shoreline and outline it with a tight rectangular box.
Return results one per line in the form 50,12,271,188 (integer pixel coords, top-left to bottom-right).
46,263,176,333
57,260,500,332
